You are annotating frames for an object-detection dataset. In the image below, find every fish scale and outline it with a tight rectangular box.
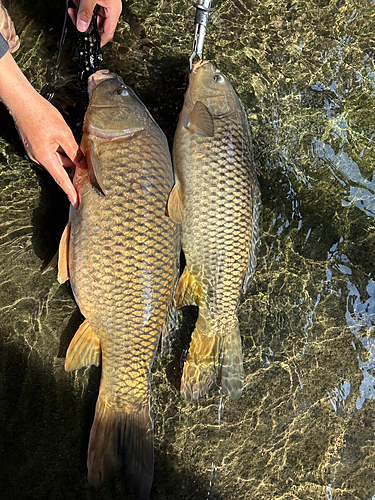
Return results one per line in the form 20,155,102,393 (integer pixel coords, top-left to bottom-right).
170,60,261,401
59,70,178,498
178,116,254,312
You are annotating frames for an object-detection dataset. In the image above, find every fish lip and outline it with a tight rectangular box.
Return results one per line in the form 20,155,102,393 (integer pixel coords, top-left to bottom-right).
191,59,212,74
87,69,117,97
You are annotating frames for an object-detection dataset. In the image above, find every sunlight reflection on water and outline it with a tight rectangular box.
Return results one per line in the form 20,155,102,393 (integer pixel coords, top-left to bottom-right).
346,278,375,410
3,0,375,498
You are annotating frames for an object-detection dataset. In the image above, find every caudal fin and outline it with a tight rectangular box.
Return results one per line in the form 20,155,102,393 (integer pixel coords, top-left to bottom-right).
87,396,154,500
181,317,244,401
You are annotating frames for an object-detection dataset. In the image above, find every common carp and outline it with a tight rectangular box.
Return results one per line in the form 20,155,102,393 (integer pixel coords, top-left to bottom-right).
58,69,178,498
168,60,261,401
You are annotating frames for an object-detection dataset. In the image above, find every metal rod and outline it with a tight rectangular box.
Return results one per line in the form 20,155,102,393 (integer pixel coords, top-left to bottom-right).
189,0,214,69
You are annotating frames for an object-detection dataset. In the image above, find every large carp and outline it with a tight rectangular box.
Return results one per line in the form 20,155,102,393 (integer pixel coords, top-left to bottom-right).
58,69,178,499
168,60,261,401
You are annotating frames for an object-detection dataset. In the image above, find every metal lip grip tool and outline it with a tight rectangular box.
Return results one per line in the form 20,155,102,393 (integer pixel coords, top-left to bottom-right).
189,0,214,69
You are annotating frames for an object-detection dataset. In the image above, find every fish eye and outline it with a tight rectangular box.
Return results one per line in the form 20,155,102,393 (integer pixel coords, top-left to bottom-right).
213,74,224,83
116,87,129,96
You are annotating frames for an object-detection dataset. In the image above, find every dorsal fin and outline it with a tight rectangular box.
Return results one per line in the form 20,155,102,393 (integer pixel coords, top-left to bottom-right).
186,101,215,137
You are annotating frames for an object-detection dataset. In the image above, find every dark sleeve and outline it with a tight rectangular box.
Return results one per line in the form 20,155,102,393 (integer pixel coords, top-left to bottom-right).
0,33,9,59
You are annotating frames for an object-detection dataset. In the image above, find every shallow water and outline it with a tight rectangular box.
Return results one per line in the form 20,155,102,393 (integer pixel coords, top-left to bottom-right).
1,0,375,499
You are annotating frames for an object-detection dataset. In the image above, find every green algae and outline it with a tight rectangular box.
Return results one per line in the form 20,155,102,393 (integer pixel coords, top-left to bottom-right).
2,0,375,499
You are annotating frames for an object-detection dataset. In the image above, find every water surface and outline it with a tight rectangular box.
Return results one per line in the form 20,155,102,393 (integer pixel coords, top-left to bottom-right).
1,0,375,499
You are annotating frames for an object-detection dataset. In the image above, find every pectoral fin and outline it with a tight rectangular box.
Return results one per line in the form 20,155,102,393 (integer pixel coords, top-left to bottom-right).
57,222,71,284
186,101,214,137
87,139,106,196
65,319,101,371
175,268,202,308
166,182,186,223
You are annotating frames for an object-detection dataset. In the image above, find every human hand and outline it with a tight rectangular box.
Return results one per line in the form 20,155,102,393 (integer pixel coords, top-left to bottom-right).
0,51,86,208
13,92,86,208
68,0,122,47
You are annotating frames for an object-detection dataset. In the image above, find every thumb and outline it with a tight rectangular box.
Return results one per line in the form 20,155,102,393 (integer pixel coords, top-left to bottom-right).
76,0,96,32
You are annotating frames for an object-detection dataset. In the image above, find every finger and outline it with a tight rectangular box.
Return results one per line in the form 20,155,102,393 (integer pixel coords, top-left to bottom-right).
100,5,122,47
56,146,86,169
100,19,115,46
59,154,76,169
67,0,80,26
67,8,77,25
76,153,88,169
76,0,97,32
58,133,87,170
46,155,79,208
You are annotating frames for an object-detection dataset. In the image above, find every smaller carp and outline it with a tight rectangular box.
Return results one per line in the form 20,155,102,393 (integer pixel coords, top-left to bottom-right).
169,60,261,400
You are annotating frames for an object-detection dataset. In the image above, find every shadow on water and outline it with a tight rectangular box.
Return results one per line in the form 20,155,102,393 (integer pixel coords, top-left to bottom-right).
163,305,198,393
31,166,71,266
0,336,222,500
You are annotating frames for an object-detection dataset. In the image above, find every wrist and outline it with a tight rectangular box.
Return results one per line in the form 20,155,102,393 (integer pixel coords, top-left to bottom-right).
0,51,40,118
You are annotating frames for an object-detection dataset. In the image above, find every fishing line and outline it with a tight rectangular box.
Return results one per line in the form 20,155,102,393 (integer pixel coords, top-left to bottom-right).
43,0,71,101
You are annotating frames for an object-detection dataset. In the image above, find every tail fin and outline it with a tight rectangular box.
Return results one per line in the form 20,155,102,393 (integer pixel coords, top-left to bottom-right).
181,316,244,401
218,320,244,400
87,396,154,500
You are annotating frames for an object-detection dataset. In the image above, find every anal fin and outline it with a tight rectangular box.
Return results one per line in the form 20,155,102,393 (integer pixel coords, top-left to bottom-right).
175,268,201,309
65,319,101,371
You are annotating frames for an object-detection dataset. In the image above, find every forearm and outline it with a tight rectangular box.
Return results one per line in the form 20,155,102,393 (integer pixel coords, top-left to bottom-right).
0,50,41,120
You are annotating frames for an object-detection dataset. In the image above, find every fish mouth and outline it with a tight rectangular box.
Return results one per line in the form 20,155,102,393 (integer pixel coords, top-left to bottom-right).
88,69,116,97
191,59,212,73
187,60,225,104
